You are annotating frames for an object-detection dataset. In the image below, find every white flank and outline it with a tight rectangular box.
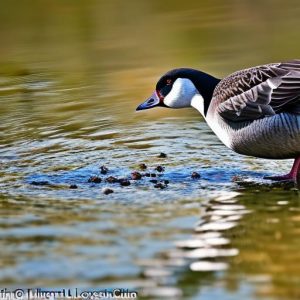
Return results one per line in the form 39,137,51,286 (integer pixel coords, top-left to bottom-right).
191,98,232,149
206,116,232,149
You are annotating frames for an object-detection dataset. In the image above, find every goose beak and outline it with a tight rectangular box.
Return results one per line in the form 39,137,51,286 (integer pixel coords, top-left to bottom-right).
136,91,161,111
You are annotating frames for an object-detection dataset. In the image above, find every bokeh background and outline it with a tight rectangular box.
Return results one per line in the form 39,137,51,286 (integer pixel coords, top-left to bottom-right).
1,1,300,299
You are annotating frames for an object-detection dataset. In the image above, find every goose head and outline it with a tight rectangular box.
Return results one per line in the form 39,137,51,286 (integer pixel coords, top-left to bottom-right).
136,68,220,117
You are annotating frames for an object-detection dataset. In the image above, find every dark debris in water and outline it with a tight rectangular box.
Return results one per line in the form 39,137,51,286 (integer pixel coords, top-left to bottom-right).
88,176,102,183
100,165,109,175
28,162,300,196
154,183,167,189
155,165,165,172
106,176,119,183
103,188,114,195
191,172,201,179
150,179,158,184
143,172,157,177
131,171,142,180
139,163,147,170
157,152,167,158
119,178,131,186
30,181,50,186
69,184,78,189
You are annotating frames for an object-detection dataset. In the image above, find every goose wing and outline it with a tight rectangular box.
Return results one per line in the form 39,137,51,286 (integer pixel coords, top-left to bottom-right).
214,60,300,122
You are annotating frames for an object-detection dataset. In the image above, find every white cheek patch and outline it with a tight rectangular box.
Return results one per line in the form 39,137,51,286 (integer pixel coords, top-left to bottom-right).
164,78,197,108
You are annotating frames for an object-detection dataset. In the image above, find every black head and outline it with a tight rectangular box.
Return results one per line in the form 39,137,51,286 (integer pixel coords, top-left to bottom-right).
136,68,220,114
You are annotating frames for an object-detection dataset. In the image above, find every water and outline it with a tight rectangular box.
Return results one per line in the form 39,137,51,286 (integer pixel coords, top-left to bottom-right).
1,1,300,299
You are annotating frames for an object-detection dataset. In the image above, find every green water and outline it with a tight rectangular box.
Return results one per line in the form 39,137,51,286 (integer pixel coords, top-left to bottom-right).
1,1,300,299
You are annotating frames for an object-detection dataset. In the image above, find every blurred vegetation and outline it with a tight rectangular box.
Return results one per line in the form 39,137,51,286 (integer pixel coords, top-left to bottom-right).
0,0,300,77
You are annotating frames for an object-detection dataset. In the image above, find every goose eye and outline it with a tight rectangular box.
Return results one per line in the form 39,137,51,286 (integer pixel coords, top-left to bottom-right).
166,79,172,85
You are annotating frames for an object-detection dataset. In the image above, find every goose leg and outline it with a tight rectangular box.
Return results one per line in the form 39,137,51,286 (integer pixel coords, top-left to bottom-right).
264,157,300,181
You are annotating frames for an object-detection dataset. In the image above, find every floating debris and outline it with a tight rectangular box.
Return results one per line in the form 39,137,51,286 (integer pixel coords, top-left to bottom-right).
158,152,167,158
102,188,114,195
154,183,167,189
150,179,158,184
139,163,147,170
131,171,142,180
69,184,78,189
155,165,165,172
143,172,158,177
30,181,50,186
100,165,109,174
88,176,102,183
105,176,119,183
119,178,131,186
191,172,201,179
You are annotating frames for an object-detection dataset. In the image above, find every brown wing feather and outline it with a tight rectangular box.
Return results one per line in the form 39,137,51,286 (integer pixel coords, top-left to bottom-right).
214,60,300,122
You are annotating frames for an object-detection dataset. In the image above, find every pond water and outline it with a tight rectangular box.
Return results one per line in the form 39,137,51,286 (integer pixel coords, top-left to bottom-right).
1,1,300,299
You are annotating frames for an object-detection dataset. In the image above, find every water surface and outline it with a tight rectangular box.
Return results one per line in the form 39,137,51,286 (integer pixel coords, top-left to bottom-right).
1,1,300,299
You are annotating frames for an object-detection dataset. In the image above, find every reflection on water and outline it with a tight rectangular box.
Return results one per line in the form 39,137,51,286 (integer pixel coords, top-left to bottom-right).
1,1,300,299
141,191,243,298
140,190,300,299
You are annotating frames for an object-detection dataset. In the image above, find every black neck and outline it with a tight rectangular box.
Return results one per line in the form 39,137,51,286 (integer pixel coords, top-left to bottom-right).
186,69,221,115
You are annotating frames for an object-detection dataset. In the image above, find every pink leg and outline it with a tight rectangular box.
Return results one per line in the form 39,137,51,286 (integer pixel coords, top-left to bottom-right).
264,157,300,182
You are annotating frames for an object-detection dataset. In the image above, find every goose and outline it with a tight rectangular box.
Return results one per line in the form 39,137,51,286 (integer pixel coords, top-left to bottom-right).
136,60,300,182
